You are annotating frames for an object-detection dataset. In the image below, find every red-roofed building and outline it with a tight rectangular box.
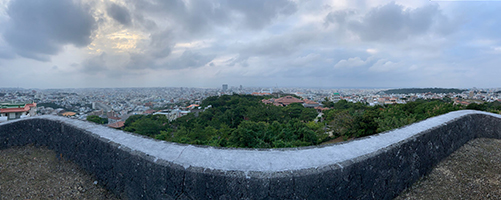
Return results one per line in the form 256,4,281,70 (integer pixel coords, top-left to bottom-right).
302,99,320,108
252,92,271,96
315,106,330,112
108,121,125,129
144,109,157,114
261,99,273,104
262,96,304,106
274,96,304,106
186,104,200,109
107,116,122,124
0,103,37,121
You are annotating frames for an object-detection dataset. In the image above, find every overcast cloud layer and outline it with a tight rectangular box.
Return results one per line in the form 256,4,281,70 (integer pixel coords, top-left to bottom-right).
0,0,499,89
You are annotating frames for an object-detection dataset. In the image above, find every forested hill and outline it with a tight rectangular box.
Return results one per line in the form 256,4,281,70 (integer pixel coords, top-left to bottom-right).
116,94,501,148
383,88,466,94
124,94,323,148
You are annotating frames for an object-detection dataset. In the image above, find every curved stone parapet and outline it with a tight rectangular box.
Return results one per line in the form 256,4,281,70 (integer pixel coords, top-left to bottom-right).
1,110,500,199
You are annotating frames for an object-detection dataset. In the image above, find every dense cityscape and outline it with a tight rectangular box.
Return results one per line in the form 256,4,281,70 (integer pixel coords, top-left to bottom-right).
1,86,500,125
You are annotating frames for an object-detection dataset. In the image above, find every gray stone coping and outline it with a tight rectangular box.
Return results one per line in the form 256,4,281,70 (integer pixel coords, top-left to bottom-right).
6,110,497,173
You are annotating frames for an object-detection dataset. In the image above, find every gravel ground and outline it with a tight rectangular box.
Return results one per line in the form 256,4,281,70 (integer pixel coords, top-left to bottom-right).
396,138,501,200
0,145,120,200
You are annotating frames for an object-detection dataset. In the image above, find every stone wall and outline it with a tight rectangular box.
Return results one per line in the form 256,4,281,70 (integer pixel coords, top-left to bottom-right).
0,110,500,199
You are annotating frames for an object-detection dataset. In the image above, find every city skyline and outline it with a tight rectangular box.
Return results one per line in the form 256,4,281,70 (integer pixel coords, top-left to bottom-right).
0,0,500,89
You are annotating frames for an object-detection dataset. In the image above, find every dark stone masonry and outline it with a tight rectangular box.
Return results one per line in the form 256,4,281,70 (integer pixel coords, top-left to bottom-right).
0,110,500,199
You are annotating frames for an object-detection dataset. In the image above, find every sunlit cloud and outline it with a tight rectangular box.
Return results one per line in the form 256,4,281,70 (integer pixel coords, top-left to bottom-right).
366,48,378,54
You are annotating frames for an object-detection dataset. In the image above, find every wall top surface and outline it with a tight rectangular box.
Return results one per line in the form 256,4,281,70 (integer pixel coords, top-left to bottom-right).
3,110,498,172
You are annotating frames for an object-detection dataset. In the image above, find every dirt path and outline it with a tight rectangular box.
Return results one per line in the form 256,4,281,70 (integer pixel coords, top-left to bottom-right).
0,145,120,199
396,138,501,199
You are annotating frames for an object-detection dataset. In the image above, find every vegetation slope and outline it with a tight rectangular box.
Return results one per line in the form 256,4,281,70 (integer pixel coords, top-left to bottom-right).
118,94,501,148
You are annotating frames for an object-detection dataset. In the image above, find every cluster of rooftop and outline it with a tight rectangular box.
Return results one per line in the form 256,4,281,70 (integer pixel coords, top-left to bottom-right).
0,103,37,122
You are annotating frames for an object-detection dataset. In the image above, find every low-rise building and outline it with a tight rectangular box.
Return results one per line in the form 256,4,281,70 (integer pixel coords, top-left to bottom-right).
262,96,304,106
0,103,37,121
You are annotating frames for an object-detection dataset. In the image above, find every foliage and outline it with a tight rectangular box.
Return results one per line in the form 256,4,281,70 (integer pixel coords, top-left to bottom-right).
323,99,462,138
123,94,324,148
466,103,487,111
122,94,501,148
321,97,335,108
465,101,501,114
86,115,108,124
123,114,170,136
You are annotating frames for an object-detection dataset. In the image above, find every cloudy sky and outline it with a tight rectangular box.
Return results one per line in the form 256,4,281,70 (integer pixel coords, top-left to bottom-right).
0,0,499,89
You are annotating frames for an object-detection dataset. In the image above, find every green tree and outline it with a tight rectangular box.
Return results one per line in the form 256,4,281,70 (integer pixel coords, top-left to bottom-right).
129,118,164,136
466,103,487,111
351,109,379,137
322,97,335,108
229,121,269,148
86,115,108,124
300,108,318,122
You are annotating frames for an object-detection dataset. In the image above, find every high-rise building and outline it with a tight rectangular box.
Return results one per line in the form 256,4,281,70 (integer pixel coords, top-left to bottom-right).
222,84,228,91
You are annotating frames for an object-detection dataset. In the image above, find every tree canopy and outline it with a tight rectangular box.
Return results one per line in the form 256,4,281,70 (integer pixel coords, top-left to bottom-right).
86,115,108,124
122,94,501,148
123,94,325,148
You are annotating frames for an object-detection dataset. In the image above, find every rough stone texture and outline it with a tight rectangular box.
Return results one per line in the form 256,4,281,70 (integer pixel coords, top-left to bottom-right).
0,110,500,199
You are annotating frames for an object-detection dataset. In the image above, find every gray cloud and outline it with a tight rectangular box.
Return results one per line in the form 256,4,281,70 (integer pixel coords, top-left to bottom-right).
81,53,107,75
325,2,453,42
130,0,297,33
324,10,356,28
81,52,150,78
130,0,228,34
125,53,155,70
227,0,297,29
2,0,493,89
166,50,215,69
125,50,215,70
123,29,174,70
133,13,157,31
355,2,435,40
77,0,298,74
107,3,132,26
0,46,15,59
149,30,174,59
2,0,96,61
230,30,316,67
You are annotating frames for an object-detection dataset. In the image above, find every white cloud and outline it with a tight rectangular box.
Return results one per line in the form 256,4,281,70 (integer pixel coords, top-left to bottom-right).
366,48,378,54
334,57,371,69
368,59,401,72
